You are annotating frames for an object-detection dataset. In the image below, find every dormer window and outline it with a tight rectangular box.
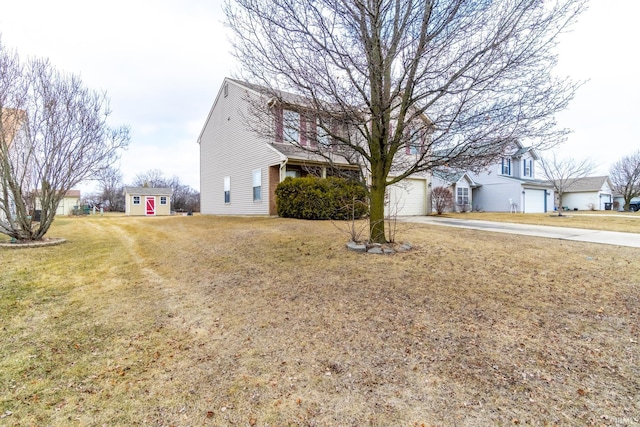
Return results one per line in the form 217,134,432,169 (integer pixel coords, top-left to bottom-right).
523,159,532,177
501,157,511,175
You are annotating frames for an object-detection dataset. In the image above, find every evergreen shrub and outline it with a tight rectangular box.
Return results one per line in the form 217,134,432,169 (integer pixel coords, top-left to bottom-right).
275,176,368,220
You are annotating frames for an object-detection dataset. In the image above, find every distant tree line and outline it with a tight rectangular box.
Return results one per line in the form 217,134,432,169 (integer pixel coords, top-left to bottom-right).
86,167,200,213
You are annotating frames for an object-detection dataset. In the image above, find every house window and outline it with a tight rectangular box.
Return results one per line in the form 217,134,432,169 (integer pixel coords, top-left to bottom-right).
224,83,228,98
286,170,301,178
224,176,231,204
501,158,511,175
316,118,330,146
252,169,262,201
523,159,532,177
133,196,140,205
160,196,168,205
457,188,469,205
405,128,423,155
283,110,300,143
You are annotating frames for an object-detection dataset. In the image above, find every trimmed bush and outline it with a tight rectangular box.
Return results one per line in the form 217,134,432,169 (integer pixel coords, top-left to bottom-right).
275,176,368,220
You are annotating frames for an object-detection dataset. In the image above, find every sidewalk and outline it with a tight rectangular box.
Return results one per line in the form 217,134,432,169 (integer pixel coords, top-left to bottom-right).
400,216,640,248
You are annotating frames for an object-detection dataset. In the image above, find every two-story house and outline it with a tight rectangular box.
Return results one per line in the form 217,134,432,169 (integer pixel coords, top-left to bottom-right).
469,141,554,213
198,78,432,216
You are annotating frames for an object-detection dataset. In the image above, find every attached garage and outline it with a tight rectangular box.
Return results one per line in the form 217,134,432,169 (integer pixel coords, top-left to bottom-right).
522,188,548,213
386,178,428,216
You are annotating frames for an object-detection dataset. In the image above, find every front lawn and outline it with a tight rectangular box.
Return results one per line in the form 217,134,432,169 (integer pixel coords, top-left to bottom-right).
1,215,638,425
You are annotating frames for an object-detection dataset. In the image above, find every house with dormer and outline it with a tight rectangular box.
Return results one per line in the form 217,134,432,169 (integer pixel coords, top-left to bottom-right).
430,168,479,212
469,141,554,213
198,78,431,216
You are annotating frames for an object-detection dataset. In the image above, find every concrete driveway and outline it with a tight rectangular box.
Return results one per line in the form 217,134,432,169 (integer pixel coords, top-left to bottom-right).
400,216,640,248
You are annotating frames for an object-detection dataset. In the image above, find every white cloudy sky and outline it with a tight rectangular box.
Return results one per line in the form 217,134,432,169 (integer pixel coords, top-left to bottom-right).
1,0,638,194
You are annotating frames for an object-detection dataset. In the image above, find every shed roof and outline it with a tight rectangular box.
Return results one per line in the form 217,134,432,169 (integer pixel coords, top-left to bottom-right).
124,187,174,196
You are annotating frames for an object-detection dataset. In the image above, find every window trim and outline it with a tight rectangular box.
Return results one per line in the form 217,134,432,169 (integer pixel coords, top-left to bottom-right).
457,187,469,205
501,158,511,176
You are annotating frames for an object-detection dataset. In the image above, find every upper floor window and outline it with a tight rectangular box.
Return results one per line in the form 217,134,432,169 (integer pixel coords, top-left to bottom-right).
501,158,511,175
316,118,331,147
523,159,533,177
406,130,423,155
283,110,300,143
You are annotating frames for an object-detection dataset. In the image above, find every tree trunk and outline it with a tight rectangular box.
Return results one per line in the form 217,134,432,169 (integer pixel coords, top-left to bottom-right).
557,193,564,216
369,172,387,244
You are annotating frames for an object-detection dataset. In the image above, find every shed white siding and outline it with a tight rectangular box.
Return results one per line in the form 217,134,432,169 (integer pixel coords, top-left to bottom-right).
199,79,284,215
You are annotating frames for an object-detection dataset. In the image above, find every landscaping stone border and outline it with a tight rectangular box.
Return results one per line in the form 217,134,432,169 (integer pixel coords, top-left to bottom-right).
346,241,413,254
0,238,66,249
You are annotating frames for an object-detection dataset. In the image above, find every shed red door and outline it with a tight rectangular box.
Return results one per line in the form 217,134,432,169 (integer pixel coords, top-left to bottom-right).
145,196,156,215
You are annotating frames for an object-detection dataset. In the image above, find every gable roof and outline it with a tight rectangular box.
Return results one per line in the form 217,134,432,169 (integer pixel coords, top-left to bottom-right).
556,176,612,193
432,168,479,187
123,187,174,196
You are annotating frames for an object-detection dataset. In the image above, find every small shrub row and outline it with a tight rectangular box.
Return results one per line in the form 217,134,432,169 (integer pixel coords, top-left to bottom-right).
275,176,368,220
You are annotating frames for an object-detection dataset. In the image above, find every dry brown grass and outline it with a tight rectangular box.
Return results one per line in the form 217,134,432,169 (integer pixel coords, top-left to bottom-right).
1,214,639,426
436,211,640,233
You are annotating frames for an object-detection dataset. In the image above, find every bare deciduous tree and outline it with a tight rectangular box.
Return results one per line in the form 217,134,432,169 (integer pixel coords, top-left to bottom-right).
539,153,595,216
96,166,125,212
609,150,640,211
224,0,586,243
0,41,130,240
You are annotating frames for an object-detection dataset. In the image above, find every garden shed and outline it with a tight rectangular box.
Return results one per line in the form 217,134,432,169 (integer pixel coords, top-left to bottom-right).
123,187,173,216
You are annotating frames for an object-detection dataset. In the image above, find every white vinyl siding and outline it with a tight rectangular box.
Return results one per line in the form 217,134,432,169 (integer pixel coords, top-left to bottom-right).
199,79,283,215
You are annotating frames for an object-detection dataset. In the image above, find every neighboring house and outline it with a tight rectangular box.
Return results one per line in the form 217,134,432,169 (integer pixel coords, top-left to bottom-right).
430,168,479,212
56,190,81,215
613,195,640,211
123,187,173,216
557,176,613,211
199,78,429,216
469,141,554,213
33,189,82,216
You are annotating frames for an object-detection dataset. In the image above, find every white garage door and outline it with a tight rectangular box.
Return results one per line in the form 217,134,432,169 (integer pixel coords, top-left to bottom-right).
523,189,546,213
386,178,427,216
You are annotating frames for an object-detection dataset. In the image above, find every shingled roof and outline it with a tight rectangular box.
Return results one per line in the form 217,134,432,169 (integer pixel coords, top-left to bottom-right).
556,176,612,192
123,187,174,196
